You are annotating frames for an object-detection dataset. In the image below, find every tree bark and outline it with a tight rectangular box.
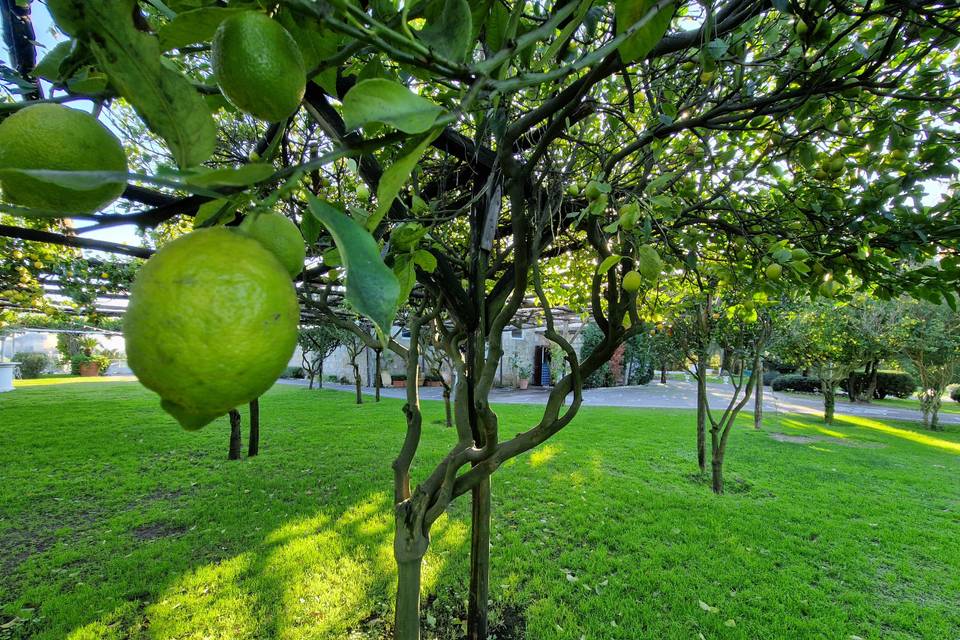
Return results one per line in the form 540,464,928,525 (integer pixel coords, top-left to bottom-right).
660,364,667,384
696,358,707,473
375,349,382,402
395,558,424,640
228,409,242,460
711,449,724,494
247,399,260,457
443,387,452,428
318,360,324,388
467,476,491,640
753,351,763,430
394,499,430,640
863,360,879,402
308,373,315,390
846,371,859,402
353,363,362,404
822,381,836,424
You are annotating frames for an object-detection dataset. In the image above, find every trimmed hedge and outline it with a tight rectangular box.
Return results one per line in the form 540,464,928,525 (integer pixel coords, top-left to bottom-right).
950,385,960,403
762,370,782,386
774,371,917,398
14,352,48,379
771,374,820,393
840,371,916,399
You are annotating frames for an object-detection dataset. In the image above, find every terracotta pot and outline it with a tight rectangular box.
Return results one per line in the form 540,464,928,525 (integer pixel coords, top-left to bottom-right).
425,381,443,387
79,362,100,377
518,379,529,390
392,380,407,388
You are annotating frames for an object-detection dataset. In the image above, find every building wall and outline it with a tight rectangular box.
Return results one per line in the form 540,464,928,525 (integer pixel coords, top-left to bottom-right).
293,325,584,388
1,330,125,373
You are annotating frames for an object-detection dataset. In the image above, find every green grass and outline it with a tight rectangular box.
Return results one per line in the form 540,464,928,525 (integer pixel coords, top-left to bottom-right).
871,395,960,415
1,380,958,639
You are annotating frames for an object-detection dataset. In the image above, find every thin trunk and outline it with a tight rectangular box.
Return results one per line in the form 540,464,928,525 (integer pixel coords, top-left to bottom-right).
375,349,382,402
846,371,859,402
353,363,362,404
660,364,667,384
753,351,763,430
863,360,879,403
247,398,259,457
696,361,707,473
308,373,315,390
228,409,242,460
318,360,324,388
711,449,724,494
822,381,836,424
443,387,452,428
395,558,424,640
467,476,491,640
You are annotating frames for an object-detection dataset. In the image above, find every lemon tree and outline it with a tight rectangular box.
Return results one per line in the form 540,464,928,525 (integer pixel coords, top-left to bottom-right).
2,1,960,639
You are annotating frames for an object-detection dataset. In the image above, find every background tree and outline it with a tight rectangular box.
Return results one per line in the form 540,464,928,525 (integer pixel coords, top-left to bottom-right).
298,325,346,390
773,302,865,424
898,300,960,430
343,332,366,406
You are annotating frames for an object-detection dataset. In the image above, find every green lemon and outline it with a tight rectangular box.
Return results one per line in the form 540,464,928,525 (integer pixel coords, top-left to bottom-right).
124,228,299,429
240,213,306,277
622,270,643,293
0,104,127,214
212,12,306,122
584,180,604,201
636,244,663,280
766,263,783,280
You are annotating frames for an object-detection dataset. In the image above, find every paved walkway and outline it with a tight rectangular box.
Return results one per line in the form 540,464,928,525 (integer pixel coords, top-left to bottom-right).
277,379,959,426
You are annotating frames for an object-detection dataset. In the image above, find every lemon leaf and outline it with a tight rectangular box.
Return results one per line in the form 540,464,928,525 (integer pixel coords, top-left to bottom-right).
369,128,441,231
308,197,400,343
158,7,244,52
418,0,473,64
597,254,623,274
185,164,276,188
615,0,675,64
342,79,445,134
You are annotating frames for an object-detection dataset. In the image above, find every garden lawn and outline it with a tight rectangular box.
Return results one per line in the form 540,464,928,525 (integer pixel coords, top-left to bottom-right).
1,380,958,640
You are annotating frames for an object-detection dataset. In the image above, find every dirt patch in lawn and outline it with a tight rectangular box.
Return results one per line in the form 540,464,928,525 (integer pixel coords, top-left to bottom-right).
769,432,885,448
131,522,188,541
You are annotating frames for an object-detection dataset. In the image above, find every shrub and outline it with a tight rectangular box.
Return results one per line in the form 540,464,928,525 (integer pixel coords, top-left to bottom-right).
949,385,960,403
840,370,917,399
281,366,304,378
392,373,408,381
762,370,781,386
580,323,613,388
14,352,48,378
628,363,655,385
771,374,820,393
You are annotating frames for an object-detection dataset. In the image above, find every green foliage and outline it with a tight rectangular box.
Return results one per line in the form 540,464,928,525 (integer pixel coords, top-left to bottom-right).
624,331,655,385
12,352,48,378
580,323,613,388
951,386,960,403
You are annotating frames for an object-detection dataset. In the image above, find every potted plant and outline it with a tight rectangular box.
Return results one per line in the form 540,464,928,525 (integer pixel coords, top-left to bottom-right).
517,363,532,390
424,374,444,388
72,353,110,377
392,373,407,388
